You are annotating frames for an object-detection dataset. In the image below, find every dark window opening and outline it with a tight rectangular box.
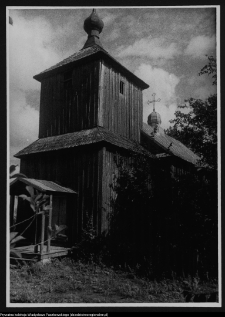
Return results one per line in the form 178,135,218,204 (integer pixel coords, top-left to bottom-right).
120,80,125,95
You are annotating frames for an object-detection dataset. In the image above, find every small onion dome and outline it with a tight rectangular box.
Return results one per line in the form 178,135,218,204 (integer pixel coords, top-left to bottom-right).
147,110,162,127
84,9,104,36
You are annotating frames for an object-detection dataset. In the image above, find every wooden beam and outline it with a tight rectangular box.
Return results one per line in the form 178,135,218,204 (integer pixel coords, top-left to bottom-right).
47,195,53,254
98,61,104,127
34,207,39,254
13,196,18,227
40,210,45,259
10,195,15,227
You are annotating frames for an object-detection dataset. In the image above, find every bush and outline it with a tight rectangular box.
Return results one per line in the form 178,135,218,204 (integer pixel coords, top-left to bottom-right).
70,152,218,279
104,153,217,279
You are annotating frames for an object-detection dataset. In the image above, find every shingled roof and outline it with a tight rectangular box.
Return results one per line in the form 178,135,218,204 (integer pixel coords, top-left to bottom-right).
33,44,149,89
15,127,155,158
141,123,200,165
10,177,76,194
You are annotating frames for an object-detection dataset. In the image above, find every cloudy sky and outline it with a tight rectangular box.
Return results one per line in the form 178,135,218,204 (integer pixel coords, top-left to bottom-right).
7,6,218,166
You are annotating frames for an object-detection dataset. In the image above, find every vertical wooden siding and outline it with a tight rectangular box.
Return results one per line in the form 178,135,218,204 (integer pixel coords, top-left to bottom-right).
101,60,143,142
39,60,100,138
38,58,144,142
101,147,115,233
20,146,104,243
20,145,131,240
101,146,132,234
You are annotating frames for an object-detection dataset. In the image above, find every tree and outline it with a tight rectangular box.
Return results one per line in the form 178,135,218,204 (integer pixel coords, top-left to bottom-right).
107,152,218,278
165,56,218,278
199,55,217,86
166,56,217,169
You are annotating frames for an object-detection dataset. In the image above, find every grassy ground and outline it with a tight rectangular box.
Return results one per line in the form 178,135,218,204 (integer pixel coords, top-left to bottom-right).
10,258,218,304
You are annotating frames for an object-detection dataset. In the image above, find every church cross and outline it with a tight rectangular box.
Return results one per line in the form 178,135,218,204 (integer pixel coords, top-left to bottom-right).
147,93,161,111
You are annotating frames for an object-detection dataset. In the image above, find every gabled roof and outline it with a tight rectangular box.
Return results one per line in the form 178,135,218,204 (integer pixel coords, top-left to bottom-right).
15,127,155,159
141,123,200,165
10,177,76,194
33,44,149,90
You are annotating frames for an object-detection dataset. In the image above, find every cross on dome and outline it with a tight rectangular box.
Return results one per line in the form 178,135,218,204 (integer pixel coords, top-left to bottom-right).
147,93,162,130
147,93,161,112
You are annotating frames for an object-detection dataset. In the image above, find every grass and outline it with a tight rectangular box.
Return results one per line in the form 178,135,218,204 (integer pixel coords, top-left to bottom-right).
10,258,218,304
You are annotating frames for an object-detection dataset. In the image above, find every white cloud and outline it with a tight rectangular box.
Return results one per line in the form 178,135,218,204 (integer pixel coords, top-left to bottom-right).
8,11,69,165
184,35,216,59
120,14,136,29
8,12,63,91
107,28,120,42
186,71,217,99
102,13,119,27
135,64,180,104
115,36,180,60
187,75,205,86
9,88,39,163
135,64,180,129
10,103,39,143
193,85,216,99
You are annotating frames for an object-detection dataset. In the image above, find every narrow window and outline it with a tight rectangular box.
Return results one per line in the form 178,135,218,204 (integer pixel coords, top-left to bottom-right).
120,80,125,95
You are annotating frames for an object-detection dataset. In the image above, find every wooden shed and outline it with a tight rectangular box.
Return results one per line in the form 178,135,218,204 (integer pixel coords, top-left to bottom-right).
10,177,76,260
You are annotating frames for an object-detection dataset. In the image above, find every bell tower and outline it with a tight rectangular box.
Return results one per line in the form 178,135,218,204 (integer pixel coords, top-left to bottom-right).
34,9,149,141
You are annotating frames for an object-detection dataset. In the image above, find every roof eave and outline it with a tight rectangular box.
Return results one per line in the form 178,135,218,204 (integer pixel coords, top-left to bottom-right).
33,49,149,90
140,129,198,166
10,177,77,194
33,48,103,82
14,141,154,159
14,132,156,159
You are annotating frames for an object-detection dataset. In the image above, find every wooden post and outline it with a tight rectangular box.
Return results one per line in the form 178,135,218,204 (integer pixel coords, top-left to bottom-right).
10,195,15,227
13,196,18,228
34,208,39,254
47,195,53,254
40,210,45,259
98,62,104,127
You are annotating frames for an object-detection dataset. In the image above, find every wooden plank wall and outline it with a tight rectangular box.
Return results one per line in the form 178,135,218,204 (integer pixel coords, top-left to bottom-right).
101,146,132,234
39,60,100,138
38,58,144,143
19,145,132,241
20,146,104,244
101,60,143,142
101,147,116,234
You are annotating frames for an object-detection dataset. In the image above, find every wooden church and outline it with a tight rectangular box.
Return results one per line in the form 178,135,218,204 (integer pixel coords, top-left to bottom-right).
14,9,200,247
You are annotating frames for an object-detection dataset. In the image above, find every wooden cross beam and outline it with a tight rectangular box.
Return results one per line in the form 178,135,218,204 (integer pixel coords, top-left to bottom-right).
147,93,161,111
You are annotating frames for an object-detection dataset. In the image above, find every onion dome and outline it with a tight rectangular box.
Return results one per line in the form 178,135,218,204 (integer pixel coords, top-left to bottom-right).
82,9,104,49
147,110,162,127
